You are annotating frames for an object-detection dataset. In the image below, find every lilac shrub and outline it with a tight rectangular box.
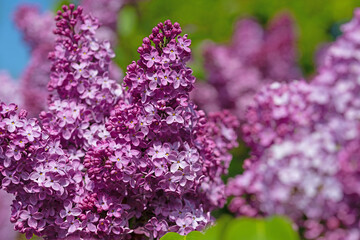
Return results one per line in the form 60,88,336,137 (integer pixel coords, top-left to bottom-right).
227,9,360,240
0,4,238,240
191,14,301,123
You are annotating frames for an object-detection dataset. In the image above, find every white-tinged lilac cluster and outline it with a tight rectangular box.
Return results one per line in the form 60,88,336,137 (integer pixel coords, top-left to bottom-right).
227,8,360,240
0,102,82,239
241,81,322,156
191,14,301,123
81,20,238,239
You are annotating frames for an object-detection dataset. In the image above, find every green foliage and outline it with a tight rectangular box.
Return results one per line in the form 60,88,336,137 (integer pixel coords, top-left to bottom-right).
53,0,73,11
18,234,41,240
160,216,299,240
116,0,359,77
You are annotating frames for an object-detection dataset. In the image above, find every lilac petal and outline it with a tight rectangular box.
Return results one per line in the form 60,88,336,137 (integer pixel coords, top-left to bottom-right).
88,223,97,232
72,208,82,216
170,163,178,173
69,223,78,233
28,217,38,228
20,211,30,220
2,178,10,187
166,116,175,124
33,212,44,220
176,115,184,124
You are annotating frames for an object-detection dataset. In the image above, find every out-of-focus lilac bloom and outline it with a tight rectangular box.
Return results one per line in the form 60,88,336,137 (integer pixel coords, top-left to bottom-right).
227,8,360,239
192,14,301,125
0,191,17,240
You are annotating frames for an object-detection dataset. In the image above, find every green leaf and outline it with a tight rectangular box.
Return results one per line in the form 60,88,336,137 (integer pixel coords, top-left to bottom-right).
161,216,299,240
160,232,185,240
223,217,262,240
203,215,232,240
186,231,205,240
264,216,300,240
118,6,137,37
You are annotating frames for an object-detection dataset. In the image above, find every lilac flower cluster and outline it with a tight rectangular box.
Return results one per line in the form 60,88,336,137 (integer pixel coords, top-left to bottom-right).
12,4,123,117
0,102,81,239
191,14,301,123
227,9,360,240
82,19,238,238
42,4,121,149
0,5,238,240
0,5,120,239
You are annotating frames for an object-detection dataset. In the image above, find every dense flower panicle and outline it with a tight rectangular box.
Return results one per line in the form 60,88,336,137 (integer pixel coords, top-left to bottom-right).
80,19,238,239
191,14,301,122
241,81,321,156
0,5,121,240
0,102,81,239
228,9,360,240
0,5,238,239
43,4,122,151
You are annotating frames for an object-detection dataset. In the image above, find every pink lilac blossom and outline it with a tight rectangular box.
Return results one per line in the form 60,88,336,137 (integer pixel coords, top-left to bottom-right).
13,4,123,117
227,9,360,240
0,5,238,240
0,72,22,107
191,14,301,122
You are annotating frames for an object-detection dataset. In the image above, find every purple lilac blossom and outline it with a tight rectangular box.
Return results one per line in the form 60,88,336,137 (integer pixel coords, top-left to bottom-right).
227,9,360,240
0,5,119,239
83,18,239,239
0,5,238,240
191,14,301,123
13,4,123,117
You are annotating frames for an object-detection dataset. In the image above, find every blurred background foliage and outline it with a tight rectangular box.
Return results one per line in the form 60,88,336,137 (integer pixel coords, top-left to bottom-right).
113,0,359,79
160,215,300,240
